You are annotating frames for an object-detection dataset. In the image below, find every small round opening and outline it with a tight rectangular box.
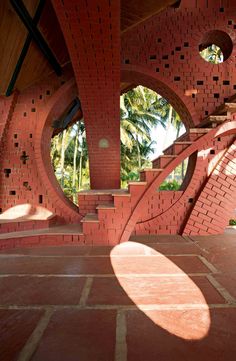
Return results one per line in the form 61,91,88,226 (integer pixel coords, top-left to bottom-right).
199,30,233,63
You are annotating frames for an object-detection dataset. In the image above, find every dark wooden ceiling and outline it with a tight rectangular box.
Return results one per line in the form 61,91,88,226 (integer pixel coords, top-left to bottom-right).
0,0,179,96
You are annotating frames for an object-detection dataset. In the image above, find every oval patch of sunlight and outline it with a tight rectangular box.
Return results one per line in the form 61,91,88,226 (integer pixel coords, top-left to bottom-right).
110,242,210,340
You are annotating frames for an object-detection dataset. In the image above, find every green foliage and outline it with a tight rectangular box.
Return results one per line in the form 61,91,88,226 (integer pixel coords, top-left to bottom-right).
199,44,223,64
229,219,236,226
159,180,181,191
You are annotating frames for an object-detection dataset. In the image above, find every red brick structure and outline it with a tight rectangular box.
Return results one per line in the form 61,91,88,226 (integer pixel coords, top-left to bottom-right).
0,0,236,247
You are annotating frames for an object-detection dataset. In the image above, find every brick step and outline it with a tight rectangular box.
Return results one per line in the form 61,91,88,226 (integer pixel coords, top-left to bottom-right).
81,213,99,223
152,155,176,169
139,168,163,183
163,141,192,156
213,102,236,115
198,115,228,128
128,181,147,194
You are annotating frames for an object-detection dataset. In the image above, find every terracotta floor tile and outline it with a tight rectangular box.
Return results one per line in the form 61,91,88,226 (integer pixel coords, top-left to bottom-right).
0,256,113,275
0,276,86,305
0,309,43,361
130,234,187,243
31,310,116,361
0,246,90,256
150,243,202,255
214,273,236,299
88,276,225,305
126,308,236,361
111,255,210,275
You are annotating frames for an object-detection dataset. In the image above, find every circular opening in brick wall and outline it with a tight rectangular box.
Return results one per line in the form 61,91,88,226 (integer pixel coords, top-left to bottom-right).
121,85,189,189
199,30,233,63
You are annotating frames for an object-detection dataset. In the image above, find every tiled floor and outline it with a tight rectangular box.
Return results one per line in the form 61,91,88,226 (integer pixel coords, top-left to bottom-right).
0,233,236,361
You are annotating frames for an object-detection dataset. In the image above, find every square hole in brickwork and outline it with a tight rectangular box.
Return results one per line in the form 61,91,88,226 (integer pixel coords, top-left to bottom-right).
184,42,189,47
32,99,35,104
4,169,11,177
165,64,169,68
124,59,130,64
157,38,162,43
175,46,181,51
219,7,224,12
29,134,32,138
214,93,219,98
14,134,17,139
213,76,219,81
46,90,51,95
197,80,204,85
180,55,185,60
162,55,168,60
39,195,43,204
174,76,181,81
234,25,236,29
210,149,215,154
223,80,230,85
205,111,209,115
23,112,27,117
188,198,194,203
192,94,196,98
39,95,43,100
228,20,233,25
14,142,18,147
224,97,229,102
156,67,160,72
150,55,156,60
0,208,2,214
9,190,16,195
31,108,36,112
234,85,236,90
218,137,221,141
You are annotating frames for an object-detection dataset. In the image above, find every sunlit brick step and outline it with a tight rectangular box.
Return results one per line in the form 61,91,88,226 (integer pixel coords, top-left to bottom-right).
152,155,177,169
139,168,163,183
0,216,58,234
198,115,228,128
0,224,85,250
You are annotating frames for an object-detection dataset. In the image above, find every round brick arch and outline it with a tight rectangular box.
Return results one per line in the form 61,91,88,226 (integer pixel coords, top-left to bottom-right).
121,64,197,128
35,78,82,223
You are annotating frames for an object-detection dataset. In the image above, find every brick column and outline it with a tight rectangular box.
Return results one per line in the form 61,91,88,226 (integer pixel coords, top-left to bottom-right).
52,0,121,189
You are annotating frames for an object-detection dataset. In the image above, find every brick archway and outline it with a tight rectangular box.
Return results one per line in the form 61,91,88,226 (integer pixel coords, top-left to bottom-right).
35,78,81,223
121,64,197,128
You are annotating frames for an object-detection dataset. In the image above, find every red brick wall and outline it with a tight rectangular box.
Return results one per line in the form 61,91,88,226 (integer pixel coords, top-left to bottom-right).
0,71,81,224
121,0,236,126
52,0,121,189
184,140,236,235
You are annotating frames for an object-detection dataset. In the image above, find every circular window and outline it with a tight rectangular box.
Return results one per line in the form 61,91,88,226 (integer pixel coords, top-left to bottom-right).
199,30,233,63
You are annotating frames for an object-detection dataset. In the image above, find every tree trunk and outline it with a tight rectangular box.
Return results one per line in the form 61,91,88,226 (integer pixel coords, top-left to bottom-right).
136,135,141,169
60,130,66,188
72,129,78,202
79,139,83,190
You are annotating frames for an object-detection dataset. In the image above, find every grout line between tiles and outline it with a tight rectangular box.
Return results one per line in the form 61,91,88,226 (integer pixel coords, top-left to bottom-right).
79,277,93,306
207,275,236,304
115,310,127,361
17,308,53,361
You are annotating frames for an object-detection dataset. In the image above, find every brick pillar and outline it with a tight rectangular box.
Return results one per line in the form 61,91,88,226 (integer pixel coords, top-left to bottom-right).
52,0,121,189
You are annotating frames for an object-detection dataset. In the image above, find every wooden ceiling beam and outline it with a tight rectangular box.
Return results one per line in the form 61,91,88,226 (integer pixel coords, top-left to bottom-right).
10,0,62,76
6,0,45,96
